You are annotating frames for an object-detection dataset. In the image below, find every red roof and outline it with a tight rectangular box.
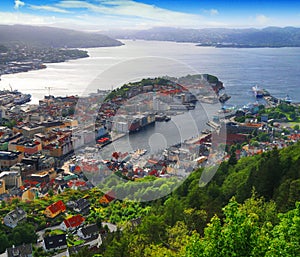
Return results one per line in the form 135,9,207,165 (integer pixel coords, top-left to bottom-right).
100,190,116,204
47,200,66,214
63,214,85,228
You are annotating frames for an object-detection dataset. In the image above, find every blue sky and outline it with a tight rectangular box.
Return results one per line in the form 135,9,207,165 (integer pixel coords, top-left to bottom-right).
0,0,300,30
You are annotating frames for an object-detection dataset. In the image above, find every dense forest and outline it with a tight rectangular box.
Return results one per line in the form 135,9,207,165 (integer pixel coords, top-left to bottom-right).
80,141,300,257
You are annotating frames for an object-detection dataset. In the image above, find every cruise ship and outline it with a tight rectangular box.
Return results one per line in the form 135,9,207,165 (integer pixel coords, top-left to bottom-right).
13,93,32,105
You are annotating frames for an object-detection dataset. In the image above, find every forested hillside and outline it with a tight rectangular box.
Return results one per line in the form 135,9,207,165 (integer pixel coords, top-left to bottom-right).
1,142,299,256
80,141,300,257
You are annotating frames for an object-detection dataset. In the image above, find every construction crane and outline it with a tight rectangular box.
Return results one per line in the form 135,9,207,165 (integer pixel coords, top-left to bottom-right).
45,86,54,96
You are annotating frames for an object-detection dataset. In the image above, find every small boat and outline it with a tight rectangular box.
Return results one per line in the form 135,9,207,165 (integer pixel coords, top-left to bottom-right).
284,95,292,103
219,93,231,103
252,85,264,98
164,116,171,122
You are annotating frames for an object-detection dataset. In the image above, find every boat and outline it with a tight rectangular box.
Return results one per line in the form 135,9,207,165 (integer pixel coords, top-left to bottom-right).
252,85,264,98
13,94,31,105
219,93,231,103
283,95,292,103
96,137,112,148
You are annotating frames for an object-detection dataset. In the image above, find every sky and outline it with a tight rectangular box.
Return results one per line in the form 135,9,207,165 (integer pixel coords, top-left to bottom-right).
0,0,300,30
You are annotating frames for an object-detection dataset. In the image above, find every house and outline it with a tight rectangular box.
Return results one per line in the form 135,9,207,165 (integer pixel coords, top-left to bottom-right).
60,214,85,231
73,198,90,213
3,207,27,228
44,200,66,218
43,234,67,252
6,244,33,257
99,191,115,205
21,189,36,202
77,224,99,240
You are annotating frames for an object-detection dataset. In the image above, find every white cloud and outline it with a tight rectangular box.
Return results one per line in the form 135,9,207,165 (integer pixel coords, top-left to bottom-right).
56,0,203,26
14,0,25,9
4,1,298,30
255,14,270,25
202,9,219,16
29,5,71,14
210,9,219,16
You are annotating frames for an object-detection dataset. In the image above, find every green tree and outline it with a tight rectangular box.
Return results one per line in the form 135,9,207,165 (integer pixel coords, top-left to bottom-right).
185,197,271,257
1,200,6,208
228,149,237,165
163,197,184,227
267,202,300,256
9,223,38,246
0,232,10,254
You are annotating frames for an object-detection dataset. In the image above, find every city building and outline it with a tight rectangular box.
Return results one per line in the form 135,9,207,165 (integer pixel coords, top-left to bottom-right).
0,151,23,170
0,171,22,189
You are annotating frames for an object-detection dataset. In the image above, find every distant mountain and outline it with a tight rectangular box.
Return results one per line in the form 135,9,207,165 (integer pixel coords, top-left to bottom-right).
0,25,123,48
103,26,300,47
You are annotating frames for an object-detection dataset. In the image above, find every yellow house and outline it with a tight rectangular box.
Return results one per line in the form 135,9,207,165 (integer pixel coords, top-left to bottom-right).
44,200,66,218
22,189,36,201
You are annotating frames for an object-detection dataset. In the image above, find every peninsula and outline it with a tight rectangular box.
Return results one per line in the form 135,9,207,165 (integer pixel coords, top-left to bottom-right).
0,25,123,76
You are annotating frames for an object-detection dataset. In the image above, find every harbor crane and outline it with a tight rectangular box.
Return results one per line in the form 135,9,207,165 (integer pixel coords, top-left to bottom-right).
45,86,54,96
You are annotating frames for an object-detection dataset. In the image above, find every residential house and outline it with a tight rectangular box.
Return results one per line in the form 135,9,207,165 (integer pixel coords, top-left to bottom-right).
60,214,85,231
73,198,90,213
5,244,33,257
77,224,99,240
3,207,27,228
21,189,36,202
44,200,66,218
99,191,115,205
43,234,67,252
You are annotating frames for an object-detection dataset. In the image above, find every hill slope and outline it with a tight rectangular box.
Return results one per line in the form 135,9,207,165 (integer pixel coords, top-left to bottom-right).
0,25,123,48
104,26,300,47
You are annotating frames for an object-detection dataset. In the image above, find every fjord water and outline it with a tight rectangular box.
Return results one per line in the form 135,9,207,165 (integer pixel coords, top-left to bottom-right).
1,40,299,155
1,40,300,106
